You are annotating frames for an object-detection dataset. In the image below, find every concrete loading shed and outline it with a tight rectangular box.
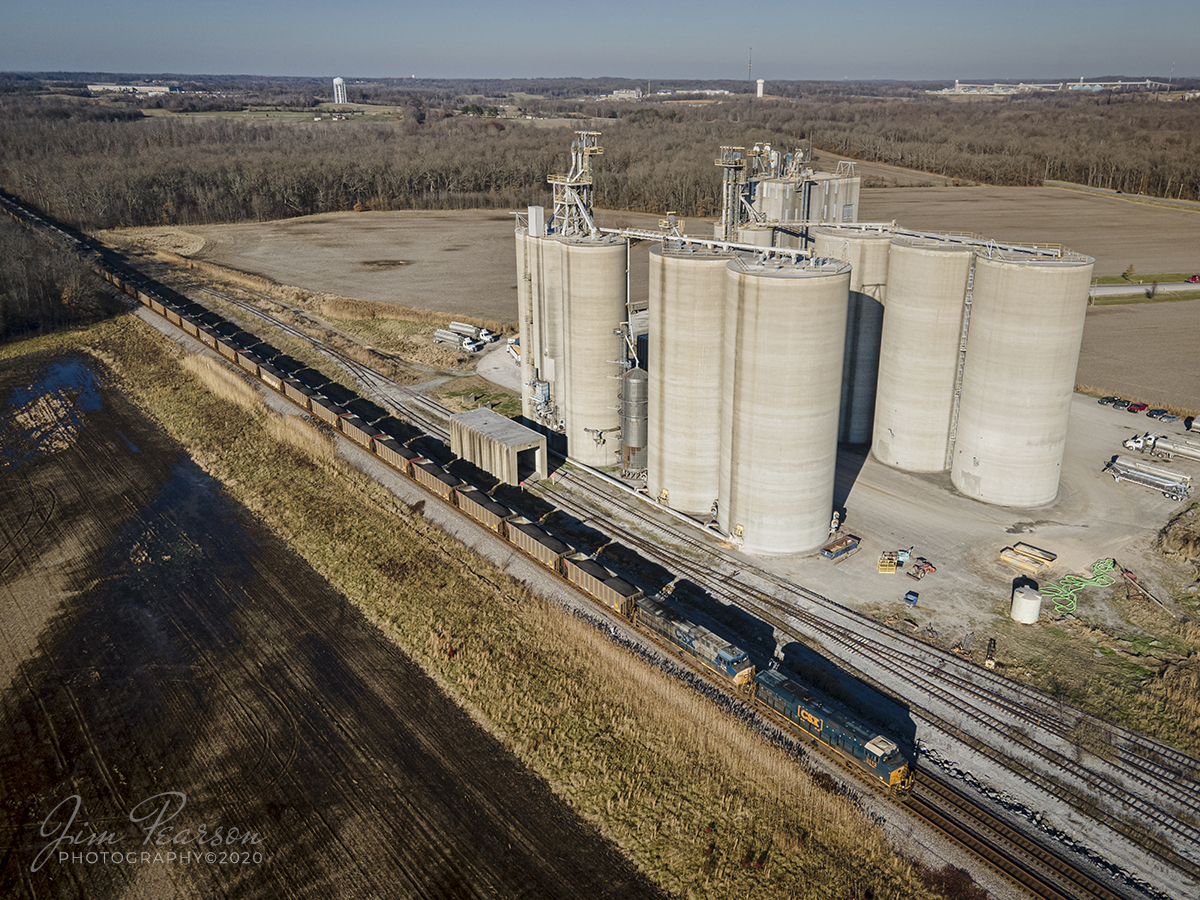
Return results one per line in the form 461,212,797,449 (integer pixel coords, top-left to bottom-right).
450,408,548,485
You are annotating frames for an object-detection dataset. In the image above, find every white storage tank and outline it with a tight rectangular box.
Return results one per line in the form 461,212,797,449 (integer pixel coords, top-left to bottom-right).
738,224,775,247
718,254,851,554
647,244,731,513
1010,585,1043,624
950,252,1095,506
812,226,892,444
872,237,973,472
560,235,629,468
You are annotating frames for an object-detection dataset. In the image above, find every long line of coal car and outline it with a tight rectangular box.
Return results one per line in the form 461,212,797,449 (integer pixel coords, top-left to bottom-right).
2,191,913,797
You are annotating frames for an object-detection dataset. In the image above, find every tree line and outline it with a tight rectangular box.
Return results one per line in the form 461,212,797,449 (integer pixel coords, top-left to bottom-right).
0,90,1197,233
0,215,118,342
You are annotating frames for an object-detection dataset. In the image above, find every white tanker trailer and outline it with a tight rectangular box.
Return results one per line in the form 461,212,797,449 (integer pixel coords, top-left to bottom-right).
1122,432,1200,463
1104,453,1191,501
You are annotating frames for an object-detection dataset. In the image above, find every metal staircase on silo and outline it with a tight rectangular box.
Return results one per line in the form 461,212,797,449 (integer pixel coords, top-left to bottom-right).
944,258,976,469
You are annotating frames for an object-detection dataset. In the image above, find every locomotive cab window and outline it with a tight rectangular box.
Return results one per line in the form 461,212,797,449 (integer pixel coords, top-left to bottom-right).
865,736,898,762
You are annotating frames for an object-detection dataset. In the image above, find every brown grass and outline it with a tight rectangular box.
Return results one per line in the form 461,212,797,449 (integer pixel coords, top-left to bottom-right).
4,314,945,900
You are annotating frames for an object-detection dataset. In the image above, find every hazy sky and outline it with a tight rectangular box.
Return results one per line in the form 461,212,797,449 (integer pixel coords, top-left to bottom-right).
4,0,1196,81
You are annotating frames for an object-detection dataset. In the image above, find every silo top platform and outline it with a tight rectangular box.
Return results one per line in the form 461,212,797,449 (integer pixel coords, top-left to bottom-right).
450,408,548,485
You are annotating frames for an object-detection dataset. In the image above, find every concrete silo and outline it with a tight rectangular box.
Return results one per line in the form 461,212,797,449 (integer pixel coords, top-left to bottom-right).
872,237,973,472
647,244,732,514
949,252,1094,506
559,235,628,468
811,226,892,444
718,255,851,554
738,224,776,247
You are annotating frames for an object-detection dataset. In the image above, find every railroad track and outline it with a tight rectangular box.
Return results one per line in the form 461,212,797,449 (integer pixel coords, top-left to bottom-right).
537,472,1199,896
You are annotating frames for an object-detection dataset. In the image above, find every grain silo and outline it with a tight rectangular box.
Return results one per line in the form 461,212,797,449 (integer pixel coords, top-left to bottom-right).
647,243,732,514
949,252,1094,506
872,237,973,472
718,255,851,554
559,235,629,468
811,226,892,444
738,224,776,247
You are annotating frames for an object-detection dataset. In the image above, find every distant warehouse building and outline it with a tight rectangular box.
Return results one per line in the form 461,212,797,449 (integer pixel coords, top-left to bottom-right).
449,408,548,485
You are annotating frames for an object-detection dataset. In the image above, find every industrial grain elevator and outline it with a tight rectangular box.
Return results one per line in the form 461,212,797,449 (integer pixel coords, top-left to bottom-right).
718,254,851,554
647,243,732,514
811,225,892,444
949,251,1094,506
872,236,974,472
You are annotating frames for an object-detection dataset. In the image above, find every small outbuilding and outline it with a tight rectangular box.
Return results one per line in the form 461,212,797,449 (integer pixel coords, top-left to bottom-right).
449,408,548,485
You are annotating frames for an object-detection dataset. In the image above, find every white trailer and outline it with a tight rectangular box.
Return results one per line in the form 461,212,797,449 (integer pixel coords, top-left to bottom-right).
450,321,495,342
433,328,463,347
1104,454,1191,501
1123,433,1200,463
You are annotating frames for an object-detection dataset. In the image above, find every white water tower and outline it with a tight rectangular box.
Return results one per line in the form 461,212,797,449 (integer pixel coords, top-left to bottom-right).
756,79,765,98
333,77,347,104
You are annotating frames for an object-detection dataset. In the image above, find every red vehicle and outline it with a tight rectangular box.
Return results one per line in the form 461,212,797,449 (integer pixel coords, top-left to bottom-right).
1188,275,1200,284
1128,403,1149,413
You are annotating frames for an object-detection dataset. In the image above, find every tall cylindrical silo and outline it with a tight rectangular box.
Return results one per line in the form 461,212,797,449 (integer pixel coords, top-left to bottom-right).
515,229,535,419
647,244,731,514
738,224,775,247
812,226,892,444
561,236,628,468
620,367,648,474
718,255,851,554
872,237,973,472
949,252,1094,506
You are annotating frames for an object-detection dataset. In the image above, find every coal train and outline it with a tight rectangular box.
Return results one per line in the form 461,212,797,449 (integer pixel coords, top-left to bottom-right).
1,190,914,796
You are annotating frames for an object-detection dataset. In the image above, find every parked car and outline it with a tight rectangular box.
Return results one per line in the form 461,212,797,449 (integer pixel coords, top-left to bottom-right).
1128,403,1149,413
1098,396,1121,405
1146,408,1169,418
1187,274,1200,284
1111,399,1131,410
1160,414,1180,424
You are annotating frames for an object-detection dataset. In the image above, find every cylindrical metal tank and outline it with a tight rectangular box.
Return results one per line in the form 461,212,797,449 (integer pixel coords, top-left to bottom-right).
812,226,892,444
1010,585,1043,624
718,255,851,554
872,237,973,472
950,252,1095,506
620,367,648,473
647,244,731,513
560,235,628,468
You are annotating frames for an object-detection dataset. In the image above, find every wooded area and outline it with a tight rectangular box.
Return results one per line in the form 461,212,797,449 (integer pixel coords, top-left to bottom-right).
0,216,117,341
0,88,1196,232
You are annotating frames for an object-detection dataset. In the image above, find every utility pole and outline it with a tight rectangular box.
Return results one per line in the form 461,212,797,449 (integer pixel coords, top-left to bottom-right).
748,47,752,83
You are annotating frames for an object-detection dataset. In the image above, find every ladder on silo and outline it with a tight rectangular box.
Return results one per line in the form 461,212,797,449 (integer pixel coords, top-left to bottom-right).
944,261,976,469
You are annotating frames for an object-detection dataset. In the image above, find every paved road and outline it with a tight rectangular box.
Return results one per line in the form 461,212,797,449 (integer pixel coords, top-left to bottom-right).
1090,281,1196,297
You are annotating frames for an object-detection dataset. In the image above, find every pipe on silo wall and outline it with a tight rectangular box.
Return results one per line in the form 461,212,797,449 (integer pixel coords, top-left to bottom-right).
647,245,731,514
812,227,892,444
515,229,536,420
949,253,1094,506
872,238,973,472
561,236,628,468
718,255,850,554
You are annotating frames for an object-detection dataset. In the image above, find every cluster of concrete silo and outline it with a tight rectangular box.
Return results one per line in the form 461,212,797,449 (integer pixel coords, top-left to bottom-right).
515,155,1094,556
817,224,1094,508
645,244,853,553
517,213,628,469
